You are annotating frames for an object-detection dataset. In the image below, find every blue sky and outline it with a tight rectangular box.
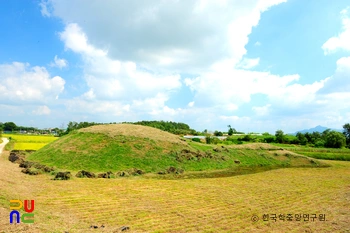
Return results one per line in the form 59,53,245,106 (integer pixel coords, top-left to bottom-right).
1,0,350,133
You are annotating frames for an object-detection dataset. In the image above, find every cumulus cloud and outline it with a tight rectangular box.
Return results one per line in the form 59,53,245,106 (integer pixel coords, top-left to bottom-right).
46,0,287,72
318,56,350,93
50,55,68,68
322,7,350,54
66,98,130,116
59,23,181,102
32,106,51,115
236,57,260,69
0,62,65,103
252,104,271,116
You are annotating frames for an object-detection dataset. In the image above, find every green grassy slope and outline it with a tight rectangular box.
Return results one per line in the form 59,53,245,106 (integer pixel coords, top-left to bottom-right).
27,124,329,174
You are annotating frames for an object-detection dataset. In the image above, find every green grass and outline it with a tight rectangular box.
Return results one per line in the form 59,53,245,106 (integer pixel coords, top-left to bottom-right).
27,125,328,175
3,133,58,150
274,143,350,161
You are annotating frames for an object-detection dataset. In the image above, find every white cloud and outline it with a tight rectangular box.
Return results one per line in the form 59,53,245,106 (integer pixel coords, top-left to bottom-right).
322,7,350,54
59,24,181,102
32,106,51,115
254,41,261,46
50,55,68,68
318,56,350,93
66,99,130,116
47,0,287,72
252,104,271,116
188,101,195,107
236,57,260,69
185,67,306,108
0,62,65,103
39,0,51,17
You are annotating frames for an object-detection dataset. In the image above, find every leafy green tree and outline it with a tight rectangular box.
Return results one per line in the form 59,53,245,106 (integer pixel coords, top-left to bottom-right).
322,129,331,140
275,130,285,143
242,134,253,142
314,139,325,148
343,123,350,148
227,125,236,136
296,132,307,145
324,131,346,148
4,122,17,131
214,130,223,136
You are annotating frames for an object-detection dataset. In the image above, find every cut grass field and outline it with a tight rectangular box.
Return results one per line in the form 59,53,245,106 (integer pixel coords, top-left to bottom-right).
0,150,349,232
3,134,58,151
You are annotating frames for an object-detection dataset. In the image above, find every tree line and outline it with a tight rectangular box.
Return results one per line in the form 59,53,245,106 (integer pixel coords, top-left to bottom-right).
214,124,349,149
2,120,350,149
0,122,62,135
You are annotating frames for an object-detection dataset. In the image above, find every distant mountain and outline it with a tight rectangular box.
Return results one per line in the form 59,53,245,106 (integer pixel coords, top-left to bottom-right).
293,125,343,135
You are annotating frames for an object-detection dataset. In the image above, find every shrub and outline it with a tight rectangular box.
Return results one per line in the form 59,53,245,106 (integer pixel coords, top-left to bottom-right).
205,136,211,144
191,138,201,143
314,139,325,148
242,134,252,142
264,136,275,143
324,131,346,148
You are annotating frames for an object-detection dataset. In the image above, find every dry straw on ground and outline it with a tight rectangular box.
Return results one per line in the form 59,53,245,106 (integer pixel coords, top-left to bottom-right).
0,148,349,232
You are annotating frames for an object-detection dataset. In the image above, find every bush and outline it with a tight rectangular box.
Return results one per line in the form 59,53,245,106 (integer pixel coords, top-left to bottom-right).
205,136,211,144
313,139,325,148
205,136,220,144
290,138,300,144
324,131,346,148
191,138,201,143
242,134,252,142
264,136,275,143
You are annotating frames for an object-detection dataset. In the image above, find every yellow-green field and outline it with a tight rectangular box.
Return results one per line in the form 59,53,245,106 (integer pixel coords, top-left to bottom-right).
3,134,58,150
0,150,349,232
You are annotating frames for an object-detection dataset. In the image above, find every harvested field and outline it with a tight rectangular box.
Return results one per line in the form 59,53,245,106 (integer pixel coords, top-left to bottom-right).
0,150,349,232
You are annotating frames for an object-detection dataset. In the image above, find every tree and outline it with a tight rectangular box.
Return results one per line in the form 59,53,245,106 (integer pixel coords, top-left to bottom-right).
3,122,17,132
214,130,223,136
227,125,236,136
343,123,350,148
296,132,307,145
324,131,346,148
275,130,285,143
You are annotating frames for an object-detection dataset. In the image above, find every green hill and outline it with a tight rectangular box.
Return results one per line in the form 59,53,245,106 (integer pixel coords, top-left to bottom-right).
27,124,328,175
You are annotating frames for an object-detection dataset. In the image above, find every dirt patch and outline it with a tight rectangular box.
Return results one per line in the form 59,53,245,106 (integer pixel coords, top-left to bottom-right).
18,160,55,173
97,171,113,178
8,151,25,163
53,171,71,180
21,168,40,175
76,170,96,178
158,166,184,175
174,149,227,162
116,168,144,177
